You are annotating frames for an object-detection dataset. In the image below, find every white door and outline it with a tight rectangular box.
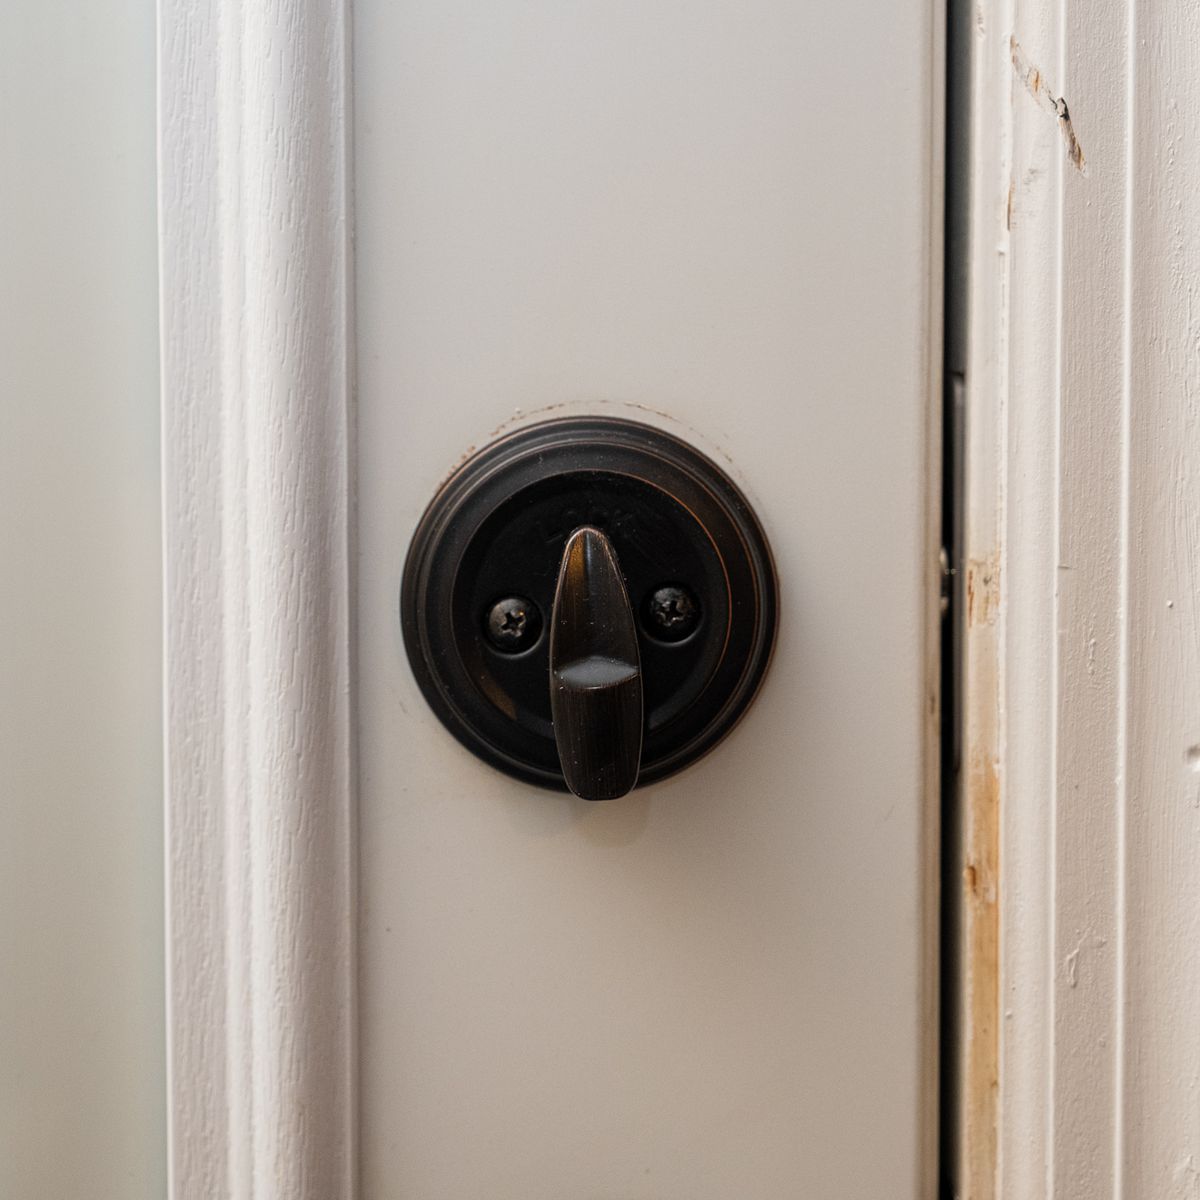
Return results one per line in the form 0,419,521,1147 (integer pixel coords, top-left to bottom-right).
354,4,940,1196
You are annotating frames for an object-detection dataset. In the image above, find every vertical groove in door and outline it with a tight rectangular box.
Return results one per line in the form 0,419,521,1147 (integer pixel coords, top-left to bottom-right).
940,0,974,1191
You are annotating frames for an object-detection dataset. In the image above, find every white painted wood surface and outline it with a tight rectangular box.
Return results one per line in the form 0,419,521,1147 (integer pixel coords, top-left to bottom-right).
159,0,355,1196
355,3,942,1195
961,0,1200,1194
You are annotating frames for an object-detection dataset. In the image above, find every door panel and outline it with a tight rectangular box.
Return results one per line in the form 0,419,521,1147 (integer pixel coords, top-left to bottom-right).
355,4,937,1195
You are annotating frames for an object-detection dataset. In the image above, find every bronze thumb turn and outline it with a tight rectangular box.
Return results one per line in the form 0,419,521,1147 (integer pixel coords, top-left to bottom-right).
549,526,644,800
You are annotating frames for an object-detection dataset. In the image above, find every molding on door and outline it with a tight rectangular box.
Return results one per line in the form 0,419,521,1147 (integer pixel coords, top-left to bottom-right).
159,1,355,1196
961,0,1200,1195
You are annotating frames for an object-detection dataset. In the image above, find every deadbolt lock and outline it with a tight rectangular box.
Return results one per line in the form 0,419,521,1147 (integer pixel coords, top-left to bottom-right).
400,416,777,799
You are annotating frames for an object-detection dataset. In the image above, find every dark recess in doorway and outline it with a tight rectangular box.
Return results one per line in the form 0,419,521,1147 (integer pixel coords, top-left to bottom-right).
939,0,971,1192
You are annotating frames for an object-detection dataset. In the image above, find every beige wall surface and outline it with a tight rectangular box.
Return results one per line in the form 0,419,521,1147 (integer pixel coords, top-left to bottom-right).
0,2,165,1196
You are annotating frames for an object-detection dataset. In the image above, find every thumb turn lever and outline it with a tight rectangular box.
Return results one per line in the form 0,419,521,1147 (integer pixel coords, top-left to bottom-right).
549,526,644,801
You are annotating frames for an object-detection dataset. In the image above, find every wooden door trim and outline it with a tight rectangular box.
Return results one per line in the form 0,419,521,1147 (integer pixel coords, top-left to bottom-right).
159,0,356,1195
958,0,1200,1193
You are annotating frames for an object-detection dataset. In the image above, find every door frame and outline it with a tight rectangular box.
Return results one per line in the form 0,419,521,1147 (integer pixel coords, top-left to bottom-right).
158,0,356,1195
953,0,1200,1194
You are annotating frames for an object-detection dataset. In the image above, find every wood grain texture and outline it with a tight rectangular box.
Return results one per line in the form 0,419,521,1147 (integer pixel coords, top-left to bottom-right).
963,0,1200,1194
159,0,355,1196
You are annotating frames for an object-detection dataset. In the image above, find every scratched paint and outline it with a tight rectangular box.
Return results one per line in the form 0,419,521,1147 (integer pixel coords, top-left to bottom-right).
1010,37,1087,173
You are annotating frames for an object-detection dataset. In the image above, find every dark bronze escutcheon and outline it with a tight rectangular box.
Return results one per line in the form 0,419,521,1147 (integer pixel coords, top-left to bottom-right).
400,416,777,798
